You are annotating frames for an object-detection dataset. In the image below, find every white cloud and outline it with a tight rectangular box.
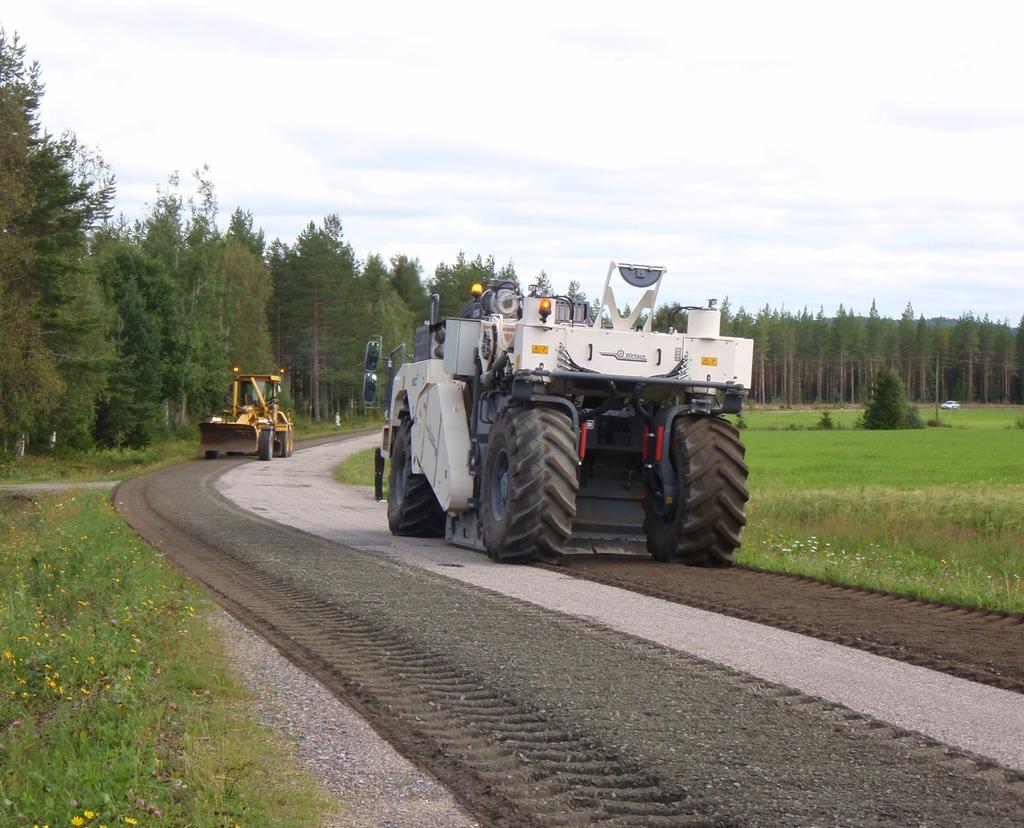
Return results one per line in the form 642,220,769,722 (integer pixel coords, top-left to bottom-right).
6,0,1024,320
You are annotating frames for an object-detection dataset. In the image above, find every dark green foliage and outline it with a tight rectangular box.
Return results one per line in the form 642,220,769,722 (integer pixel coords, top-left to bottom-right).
1018,315,1024,404
429,252,517,319
93,235,172,447
817,411,834,430
1,29,114,450
861,367,916,430
388,254,431,324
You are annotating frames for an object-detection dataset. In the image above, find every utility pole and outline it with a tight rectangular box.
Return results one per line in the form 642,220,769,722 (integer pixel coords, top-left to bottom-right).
935,351,940,422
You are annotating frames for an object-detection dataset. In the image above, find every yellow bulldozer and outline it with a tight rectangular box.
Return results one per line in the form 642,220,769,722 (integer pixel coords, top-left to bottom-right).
199,367,294,461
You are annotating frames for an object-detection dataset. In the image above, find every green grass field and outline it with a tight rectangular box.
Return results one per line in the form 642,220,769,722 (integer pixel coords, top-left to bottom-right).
735,404,1024,431
738,421,1023,610
338,406,1024,611
0,491,333,827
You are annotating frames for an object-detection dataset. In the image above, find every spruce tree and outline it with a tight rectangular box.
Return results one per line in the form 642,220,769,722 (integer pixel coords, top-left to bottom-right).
862,366,913,429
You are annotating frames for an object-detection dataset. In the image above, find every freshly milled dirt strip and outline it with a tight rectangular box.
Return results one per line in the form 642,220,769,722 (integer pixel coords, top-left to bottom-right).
116,457,1024,827
547,555,1024,693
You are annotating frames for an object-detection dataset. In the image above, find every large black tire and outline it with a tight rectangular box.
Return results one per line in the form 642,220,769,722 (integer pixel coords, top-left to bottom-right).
387,418,446,537
479,406,578,563
274,426,293,458
644,415,749,566
258,427,273,461
204,450,218,460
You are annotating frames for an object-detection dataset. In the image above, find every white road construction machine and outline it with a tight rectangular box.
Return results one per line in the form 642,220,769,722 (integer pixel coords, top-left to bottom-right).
363,261,754,565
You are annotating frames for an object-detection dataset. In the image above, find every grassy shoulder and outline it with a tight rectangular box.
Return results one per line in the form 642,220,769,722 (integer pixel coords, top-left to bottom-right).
0,491,336,827
334,444,384,495
339,413,1024,612
0,413,383,484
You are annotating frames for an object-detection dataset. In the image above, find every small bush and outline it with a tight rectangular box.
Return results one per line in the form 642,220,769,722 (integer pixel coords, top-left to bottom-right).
1015,417,1024,430
862,367,917,430
817,412,834,430
927,417,952,428
735,414,748,430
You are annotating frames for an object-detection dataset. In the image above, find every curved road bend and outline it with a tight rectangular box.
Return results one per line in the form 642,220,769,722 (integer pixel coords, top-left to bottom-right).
115,434,1024,827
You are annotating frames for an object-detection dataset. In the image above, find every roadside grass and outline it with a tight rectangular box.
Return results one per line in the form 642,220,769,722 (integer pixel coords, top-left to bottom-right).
0,491,336,827
0,435,200,484
740,484,1024,611
334,445,386,497
738,422,1024,610
340,412,1024,612
0,413,384,484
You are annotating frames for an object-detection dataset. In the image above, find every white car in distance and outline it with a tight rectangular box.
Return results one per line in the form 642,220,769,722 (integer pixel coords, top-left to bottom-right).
940,400,961,410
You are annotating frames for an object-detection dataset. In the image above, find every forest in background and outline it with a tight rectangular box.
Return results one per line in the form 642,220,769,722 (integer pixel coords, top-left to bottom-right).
2,30,1024,456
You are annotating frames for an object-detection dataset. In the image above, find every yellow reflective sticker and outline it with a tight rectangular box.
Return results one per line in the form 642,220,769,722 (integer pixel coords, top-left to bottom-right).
531,344,549,354
700,356,718,366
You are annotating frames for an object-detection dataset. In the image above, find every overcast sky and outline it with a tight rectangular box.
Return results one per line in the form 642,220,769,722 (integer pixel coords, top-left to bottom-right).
7,1,1024,320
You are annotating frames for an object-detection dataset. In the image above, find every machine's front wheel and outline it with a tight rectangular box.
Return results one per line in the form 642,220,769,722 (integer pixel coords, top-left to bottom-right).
387,418,445,537
204,450,218,460
258,427,273,461
643,415,749,566
480,406,578,563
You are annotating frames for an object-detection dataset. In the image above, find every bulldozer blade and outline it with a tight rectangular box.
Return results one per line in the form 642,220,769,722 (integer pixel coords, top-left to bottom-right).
199,422,259,455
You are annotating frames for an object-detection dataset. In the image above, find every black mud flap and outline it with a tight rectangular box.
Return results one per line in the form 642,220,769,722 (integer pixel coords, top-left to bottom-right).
373,447,386,501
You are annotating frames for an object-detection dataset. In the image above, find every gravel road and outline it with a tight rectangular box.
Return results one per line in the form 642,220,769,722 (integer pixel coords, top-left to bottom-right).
219,433,1024,772
114,437,1024,826
210,609,477,827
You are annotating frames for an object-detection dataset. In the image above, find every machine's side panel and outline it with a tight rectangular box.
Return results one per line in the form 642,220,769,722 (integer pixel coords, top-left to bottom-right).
443,319,482,377
680,336,753,388
412,382,472,513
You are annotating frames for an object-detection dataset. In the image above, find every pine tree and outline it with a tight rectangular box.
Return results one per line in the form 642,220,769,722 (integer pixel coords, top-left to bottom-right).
388,254,431,324
429,253,513,319
0,29,114,450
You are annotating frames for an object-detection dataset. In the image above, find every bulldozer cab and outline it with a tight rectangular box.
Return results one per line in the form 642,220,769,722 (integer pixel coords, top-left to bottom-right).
231,375,281,414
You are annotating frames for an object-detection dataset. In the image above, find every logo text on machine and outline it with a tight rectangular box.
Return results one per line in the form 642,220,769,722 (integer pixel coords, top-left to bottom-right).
599,349,648,363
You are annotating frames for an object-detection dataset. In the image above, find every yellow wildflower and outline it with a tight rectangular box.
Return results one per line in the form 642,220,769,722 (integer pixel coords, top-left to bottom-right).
83,812,95,819
72,818,85,826
123,818,137,826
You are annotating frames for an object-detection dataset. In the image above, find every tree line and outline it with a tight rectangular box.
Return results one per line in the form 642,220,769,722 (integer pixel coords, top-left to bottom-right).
713,300,1024,407
2,30,1023,457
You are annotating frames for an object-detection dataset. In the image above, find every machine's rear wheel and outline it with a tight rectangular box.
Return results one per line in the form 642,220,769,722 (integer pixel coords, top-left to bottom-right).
480,406,578,563
643,415,749,566
258,427,273,461
274,426,293,457
387,417,445,537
